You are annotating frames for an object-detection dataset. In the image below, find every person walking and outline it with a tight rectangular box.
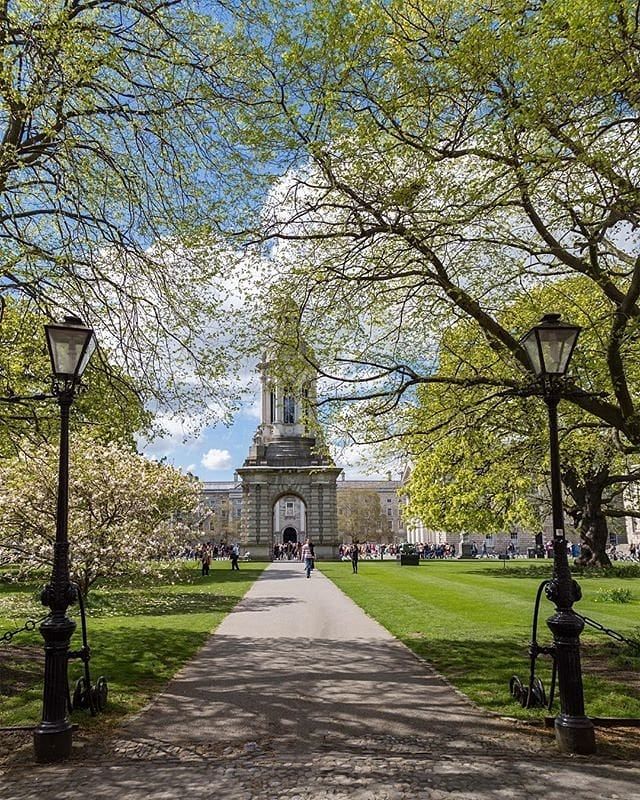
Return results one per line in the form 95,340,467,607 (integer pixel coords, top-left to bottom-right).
230,543,240,571
301,538,314,578
309,539,315,571
201,548,211,576
350,542,359,574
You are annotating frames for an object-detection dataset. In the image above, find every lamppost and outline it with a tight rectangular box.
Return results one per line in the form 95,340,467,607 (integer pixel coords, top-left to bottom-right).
520,313,596,755
33,316,96,763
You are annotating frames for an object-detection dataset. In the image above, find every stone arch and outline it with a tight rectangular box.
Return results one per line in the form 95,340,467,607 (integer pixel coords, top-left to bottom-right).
238,466,342,560
282,527,298,543
271,489,308,548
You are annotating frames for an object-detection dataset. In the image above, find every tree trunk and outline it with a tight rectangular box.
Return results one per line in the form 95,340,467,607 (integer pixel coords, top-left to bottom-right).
562,467,612,568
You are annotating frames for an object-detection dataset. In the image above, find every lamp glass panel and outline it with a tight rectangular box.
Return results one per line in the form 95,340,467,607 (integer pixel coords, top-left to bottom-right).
537,328,577,375
47,327,94,379
76,335,97,377
521,329,543,376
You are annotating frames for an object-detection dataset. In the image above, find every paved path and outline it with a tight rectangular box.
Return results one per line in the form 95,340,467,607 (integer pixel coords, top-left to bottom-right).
2,562,640,799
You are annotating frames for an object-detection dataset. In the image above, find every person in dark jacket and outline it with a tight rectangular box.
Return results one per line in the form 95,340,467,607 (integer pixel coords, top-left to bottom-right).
350,542,359,574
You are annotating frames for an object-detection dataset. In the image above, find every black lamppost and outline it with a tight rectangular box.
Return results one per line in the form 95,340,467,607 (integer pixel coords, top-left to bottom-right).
33,316,96,763
520,313,596,755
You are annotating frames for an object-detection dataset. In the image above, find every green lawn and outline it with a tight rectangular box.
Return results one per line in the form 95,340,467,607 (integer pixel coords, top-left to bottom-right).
0,561,267,728
320,558,640,720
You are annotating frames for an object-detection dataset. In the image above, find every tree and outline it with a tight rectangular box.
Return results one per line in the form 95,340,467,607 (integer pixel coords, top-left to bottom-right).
0,297,150,455
0,0,248,421
218,0,640,452
337,488,392,542
0,433,199,596
403,279,640,565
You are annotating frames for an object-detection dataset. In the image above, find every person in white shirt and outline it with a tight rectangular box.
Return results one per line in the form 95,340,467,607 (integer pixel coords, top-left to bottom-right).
301,539,313,578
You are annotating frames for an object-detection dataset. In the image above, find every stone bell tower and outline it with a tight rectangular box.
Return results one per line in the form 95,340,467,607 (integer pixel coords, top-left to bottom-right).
237,344,342,560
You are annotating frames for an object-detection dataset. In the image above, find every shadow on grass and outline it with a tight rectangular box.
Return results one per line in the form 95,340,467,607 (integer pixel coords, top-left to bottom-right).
401,635,546,716
82,592,241,618
104,566,265,590
401,634,640,719
0,580,42,596
68,624,209,717
0,645,42,697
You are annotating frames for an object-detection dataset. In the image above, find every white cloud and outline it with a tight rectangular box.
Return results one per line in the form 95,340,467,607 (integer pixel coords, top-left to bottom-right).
333,443,399,481
201,448,233,471
137,413,199,463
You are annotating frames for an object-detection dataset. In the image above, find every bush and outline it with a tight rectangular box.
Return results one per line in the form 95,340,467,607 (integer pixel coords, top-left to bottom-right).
594,587,634,604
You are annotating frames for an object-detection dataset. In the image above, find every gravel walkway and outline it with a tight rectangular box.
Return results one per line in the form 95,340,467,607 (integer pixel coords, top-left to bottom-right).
1,562,639,799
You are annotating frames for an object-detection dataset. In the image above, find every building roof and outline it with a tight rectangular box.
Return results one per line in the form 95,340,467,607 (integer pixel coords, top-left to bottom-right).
338,480,402,491
201,482,242,491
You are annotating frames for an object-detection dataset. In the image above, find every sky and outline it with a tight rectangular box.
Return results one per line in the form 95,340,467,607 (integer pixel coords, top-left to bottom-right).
140,374,396,483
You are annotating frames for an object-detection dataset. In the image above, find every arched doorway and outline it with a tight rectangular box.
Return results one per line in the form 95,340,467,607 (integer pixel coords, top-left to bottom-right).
282,527,298,543
272,493,307,557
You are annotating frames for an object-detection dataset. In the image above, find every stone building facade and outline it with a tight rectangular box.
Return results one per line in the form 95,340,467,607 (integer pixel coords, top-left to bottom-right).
199,480,243,540
337,476,407,542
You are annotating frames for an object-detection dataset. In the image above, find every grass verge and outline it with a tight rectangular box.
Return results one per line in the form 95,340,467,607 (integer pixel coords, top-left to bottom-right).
319,559,640,721
0,560,266,729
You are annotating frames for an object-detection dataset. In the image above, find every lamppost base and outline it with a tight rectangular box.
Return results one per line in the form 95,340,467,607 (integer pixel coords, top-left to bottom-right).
33,723,73,763
554,714,596,755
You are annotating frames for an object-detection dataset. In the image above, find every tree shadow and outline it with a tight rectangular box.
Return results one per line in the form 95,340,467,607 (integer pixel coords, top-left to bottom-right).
113,632,543,758
84,592,241,618
67,625,210,717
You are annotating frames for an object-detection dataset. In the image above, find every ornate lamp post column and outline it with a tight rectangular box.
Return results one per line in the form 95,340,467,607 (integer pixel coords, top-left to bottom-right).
33,317,96,763
521,313,596,755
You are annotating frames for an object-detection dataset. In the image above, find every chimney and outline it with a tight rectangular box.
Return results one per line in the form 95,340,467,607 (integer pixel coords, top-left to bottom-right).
386,471,392,482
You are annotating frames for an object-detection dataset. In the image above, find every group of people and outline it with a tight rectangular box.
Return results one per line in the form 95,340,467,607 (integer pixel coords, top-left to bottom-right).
186,538,640,574
338,541,461,562
609,542,640,561
190,542,242,574
273,541,302,561
267,538,317,578
337,542,391,560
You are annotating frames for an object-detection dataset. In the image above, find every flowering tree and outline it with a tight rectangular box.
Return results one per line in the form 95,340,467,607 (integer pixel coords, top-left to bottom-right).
0,434,200,596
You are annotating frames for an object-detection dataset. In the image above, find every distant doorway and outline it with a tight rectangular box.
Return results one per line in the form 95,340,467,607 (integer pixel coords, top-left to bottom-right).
282,527,298,544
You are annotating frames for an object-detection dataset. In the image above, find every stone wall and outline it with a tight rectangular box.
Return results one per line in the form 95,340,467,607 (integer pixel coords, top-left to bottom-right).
238,465,342,559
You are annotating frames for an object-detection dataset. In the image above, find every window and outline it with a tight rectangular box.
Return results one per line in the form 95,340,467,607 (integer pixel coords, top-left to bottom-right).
283,394,295,424
387,508,392,516
285,501,295,518
270,390,276,423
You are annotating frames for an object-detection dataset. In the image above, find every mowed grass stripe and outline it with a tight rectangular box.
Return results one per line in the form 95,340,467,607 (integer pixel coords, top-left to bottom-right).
336,562,540,638
320,559,640,719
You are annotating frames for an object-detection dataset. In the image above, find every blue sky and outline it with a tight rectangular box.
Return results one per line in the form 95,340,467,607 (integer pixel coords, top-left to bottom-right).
140,399,262,481
140,383,394,482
